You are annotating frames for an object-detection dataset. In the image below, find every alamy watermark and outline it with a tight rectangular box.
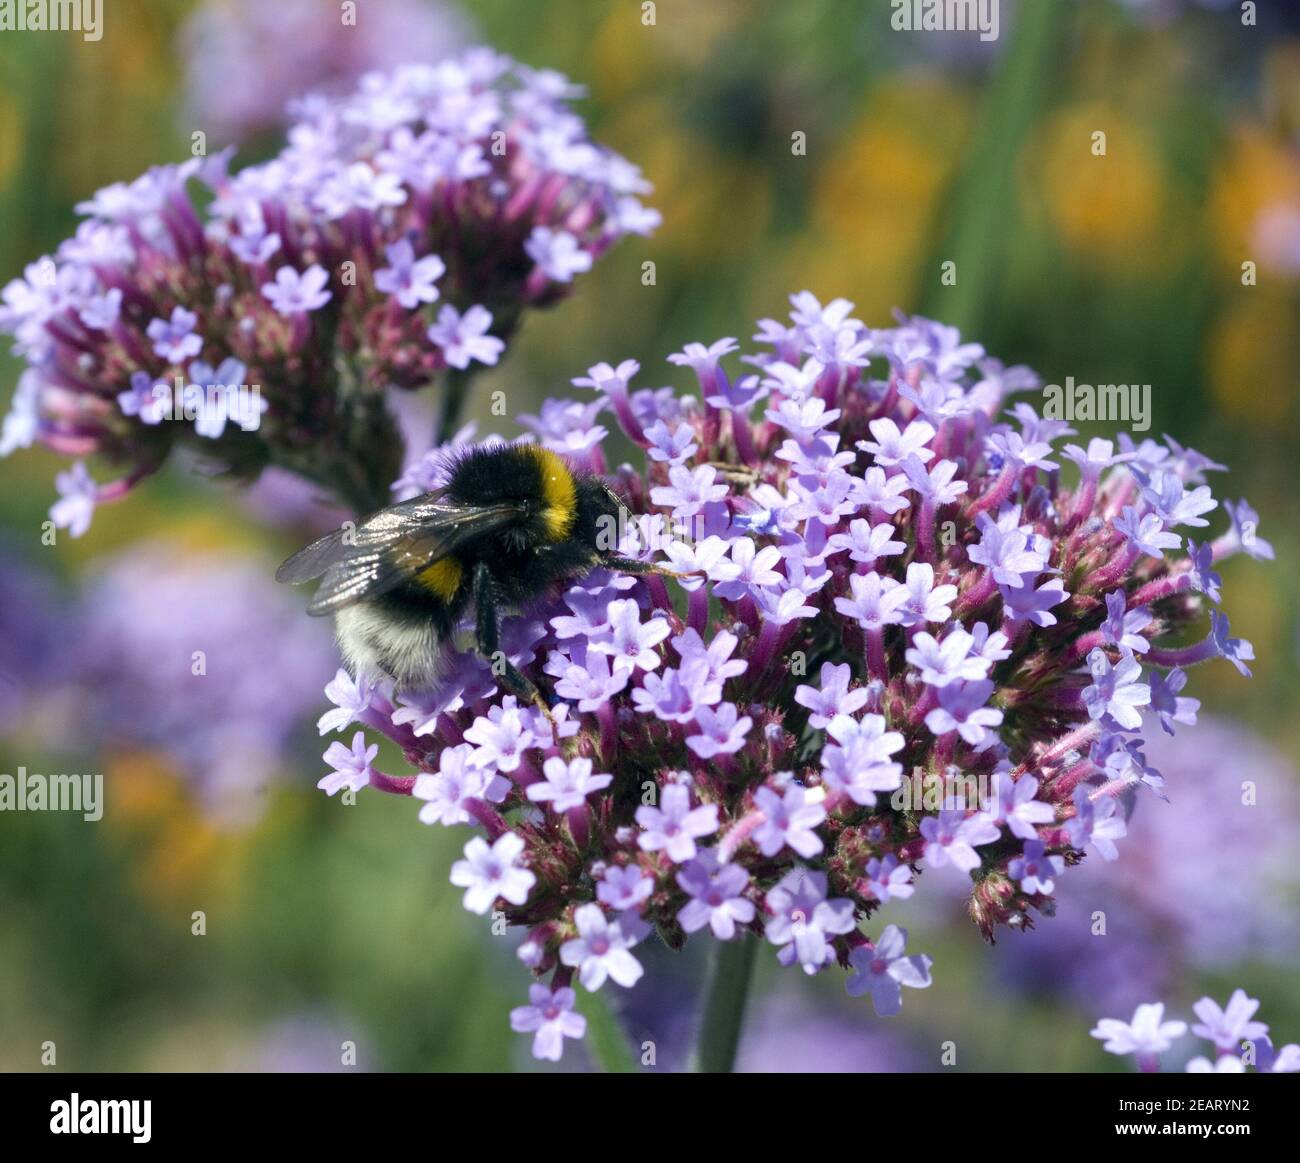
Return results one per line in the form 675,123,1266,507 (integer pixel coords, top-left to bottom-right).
1042,376,1151,433
891,0,999,42
0,767,103,821
0,0,103,41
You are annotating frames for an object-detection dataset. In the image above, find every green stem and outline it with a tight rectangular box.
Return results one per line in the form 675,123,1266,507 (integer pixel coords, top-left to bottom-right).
576,989,639,1073
692,936,758,1073
922,0,1070,336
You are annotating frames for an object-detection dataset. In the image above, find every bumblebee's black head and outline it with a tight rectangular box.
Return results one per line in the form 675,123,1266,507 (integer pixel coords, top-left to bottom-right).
444,443,617,554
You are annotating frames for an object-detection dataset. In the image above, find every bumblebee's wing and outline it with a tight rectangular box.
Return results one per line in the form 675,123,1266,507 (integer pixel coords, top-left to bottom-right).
280,495,525,616
275,528,348,584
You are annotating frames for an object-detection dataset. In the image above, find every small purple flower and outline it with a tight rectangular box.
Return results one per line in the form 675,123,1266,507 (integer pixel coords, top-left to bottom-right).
146,306,203,361
49,462,98,538
845,925,933,1015
1224,498,1274,561
1065,786,1127,861
649,463,729,518
1209,610,1254,677
1191,989,1269,1053
1008,839,1064,895
413,743,508,825
373,238,445,308
1185,540,1222,604
861,855,914,902
895,562,959,627
920,809,1001,873
317,668,377,734
635,783,718,863
589,599,670,672
764,869,856,975
1091,1003,1187,1057
1101,590,1152,654
510,984,586,1062
463,697,538,773
526,756,613,812
906,629,992,688
793,662,872,730
752,784,826,859
597,865,653,912
525,226,593,283
1082,647,1151,731
319,730,379,796
559,903,649,990
686,702,753,759
857,418,935,467
644,418,698,465
1147,668,1199,735
1115,506,1180,559
967,522,1049,586
449,832,536,914
988,771,1054,841
825,518,907,567
676,851,756,939
261,264,333,315
924,679,1004,748
427,304,504,369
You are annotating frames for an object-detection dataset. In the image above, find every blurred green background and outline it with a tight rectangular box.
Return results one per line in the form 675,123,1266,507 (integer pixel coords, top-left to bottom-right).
0,0,1297,1071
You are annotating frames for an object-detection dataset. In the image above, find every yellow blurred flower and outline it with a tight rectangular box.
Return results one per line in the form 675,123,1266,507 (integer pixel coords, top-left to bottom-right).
1023,103,1184,279
104,748,251,909
1209,124,1300,279
789,78,970,322
1205,294,1296,426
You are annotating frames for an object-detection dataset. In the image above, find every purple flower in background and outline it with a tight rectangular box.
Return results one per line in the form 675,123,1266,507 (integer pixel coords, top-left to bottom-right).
427,304,504,370
374,239,446,308
261,265,333,315
75,543,337,826
0,49,654,524
182,0,473,141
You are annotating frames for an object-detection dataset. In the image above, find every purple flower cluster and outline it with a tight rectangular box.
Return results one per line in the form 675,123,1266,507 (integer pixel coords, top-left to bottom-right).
77,543,338,825
0,50,657,527
315,291,1269,1062
1092,989,1299,1073
181,0,472,142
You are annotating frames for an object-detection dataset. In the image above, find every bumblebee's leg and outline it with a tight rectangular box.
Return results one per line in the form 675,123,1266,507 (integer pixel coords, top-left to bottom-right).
472,561,555,731
602,555,705,582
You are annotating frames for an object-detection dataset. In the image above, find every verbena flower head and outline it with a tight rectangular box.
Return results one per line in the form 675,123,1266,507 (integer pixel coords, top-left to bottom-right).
315,291,1269,1063
0,49,657,527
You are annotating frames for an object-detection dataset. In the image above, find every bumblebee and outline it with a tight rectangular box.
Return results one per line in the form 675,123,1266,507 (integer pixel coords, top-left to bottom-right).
277,443,670,714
